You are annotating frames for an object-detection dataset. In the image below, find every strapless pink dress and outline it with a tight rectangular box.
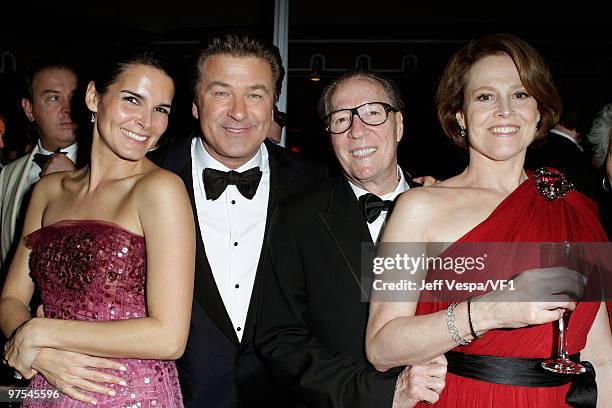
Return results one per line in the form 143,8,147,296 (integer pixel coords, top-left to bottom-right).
22,220,183,407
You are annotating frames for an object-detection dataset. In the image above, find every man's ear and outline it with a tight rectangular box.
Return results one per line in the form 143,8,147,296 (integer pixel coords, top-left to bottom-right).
85,81,99,113
192,102,199,120
21,98,35,122
395,111,404,143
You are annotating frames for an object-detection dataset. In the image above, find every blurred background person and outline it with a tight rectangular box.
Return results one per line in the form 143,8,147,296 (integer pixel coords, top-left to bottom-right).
267,105,287,144
0,56,81,274
586,102,612,237
525,98,600,199
586,101,612,339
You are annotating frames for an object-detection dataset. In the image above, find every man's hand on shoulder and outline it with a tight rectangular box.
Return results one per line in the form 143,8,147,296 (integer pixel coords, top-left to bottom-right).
412,175,439,187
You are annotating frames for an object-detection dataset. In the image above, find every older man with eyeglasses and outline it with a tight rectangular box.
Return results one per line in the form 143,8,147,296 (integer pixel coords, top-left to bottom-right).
256,70,447,408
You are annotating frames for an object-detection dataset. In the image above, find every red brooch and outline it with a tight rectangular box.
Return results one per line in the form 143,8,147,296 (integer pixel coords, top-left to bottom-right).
534,167,575,201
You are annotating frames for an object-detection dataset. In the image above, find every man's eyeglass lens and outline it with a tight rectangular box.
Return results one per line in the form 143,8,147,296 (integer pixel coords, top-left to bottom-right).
326,102,397,134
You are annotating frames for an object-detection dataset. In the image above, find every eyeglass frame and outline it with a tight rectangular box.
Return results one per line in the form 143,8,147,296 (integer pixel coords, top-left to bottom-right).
323,102,399,134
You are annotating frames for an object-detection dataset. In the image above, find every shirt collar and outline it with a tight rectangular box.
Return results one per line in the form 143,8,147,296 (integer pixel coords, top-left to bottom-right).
194,137,267,173
37,141,78,156
348,166,409,201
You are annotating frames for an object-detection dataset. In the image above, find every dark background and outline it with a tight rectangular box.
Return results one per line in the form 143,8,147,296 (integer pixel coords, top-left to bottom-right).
2,0,611,179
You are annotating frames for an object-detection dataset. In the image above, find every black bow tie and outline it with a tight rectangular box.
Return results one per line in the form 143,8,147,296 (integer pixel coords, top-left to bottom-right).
32,149,67,170
203,167,263,200
359,193,395,223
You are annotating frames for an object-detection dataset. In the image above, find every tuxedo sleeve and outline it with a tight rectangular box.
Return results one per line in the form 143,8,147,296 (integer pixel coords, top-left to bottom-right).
255,206,399,408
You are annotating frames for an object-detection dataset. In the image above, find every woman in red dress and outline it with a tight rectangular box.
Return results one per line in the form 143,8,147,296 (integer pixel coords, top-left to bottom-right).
366,34,611,407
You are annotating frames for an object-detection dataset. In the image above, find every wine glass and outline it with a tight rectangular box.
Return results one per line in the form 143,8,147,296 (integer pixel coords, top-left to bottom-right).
539,242,586,374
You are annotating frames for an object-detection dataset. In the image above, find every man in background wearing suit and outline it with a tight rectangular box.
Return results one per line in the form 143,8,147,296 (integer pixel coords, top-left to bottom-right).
525,101,599,198
149,33,327,407
256,70,447,407
0,56,79,273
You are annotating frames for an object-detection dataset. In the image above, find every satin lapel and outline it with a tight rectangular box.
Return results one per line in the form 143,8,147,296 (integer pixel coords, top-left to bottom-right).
178,160,239,345
319,178,373,296
240,145,291,346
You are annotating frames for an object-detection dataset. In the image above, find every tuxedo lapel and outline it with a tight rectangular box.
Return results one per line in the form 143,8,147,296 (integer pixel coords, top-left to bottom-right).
241,144,292,345
319,178,372,295
178,157,240,346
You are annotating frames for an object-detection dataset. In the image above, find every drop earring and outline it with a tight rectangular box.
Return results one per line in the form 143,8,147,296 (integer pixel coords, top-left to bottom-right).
460,126,467,138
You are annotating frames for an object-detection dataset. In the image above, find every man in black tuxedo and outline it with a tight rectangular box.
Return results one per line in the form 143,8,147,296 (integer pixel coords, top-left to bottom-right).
525,112,599,199
149,34,327,407
256,70,447,407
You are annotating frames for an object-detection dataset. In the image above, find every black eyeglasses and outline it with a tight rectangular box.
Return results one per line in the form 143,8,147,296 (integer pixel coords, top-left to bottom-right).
324,102,398,134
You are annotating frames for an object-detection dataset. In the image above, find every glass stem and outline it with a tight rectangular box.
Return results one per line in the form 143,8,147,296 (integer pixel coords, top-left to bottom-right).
557,313,569,359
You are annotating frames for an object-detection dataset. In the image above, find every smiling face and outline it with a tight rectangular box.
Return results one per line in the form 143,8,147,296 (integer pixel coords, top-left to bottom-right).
87,64,174,161
328,76,403,194
22,68,78,151
456,54,541,162
192,54,274,169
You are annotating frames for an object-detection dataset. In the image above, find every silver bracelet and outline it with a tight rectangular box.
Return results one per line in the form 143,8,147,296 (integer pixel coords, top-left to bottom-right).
445,303,472,346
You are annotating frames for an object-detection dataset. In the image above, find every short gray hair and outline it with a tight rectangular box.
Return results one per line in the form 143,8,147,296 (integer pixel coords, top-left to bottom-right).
587,102,612,168
317,69,404,119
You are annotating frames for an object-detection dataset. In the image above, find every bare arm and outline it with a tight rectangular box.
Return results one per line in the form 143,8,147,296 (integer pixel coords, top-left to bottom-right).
366,190,470,369
0,178,46,359
5,171,195,369
581,302,612,405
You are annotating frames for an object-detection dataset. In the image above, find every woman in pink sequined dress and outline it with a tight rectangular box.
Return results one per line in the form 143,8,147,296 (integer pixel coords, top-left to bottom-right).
0,48,195,407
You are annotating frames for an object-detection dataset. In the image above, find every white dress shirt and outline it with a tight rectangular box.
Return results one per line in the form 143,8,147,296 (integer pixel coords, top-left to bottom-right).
192,138,270,341
348,166,410,243
27,141,78,185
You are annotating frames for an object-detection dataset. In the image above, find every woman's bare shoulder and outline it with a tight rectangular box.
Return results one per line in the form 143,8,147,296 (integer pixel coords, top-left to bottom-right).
387,179,471,242
397,179,466,212
133,167,189,209
137,166,184,190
